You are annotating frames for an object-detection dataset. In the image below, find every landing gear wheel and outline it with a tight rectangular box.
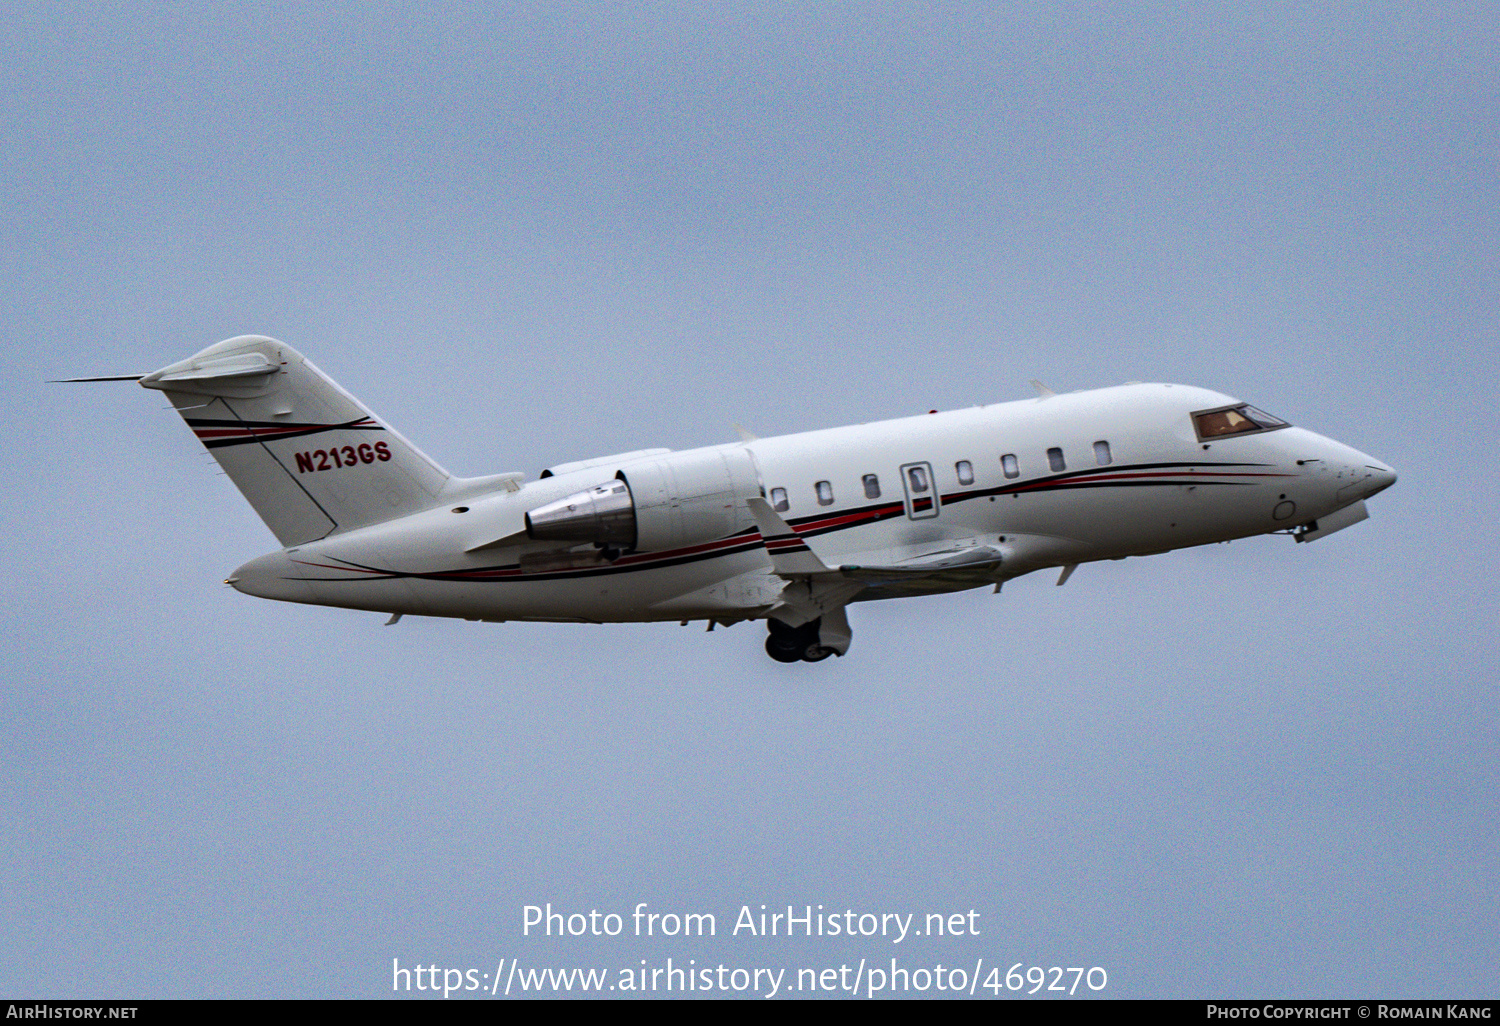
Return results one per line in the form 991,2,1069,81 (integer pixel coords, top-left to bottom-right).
766,617,829,664
765,633,804,663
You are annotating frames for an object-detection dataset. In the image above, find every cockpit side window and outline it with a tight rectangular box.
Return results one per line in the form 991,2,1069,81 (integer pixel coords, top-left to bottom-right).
1241,406,1288,429
1192,404,1291,441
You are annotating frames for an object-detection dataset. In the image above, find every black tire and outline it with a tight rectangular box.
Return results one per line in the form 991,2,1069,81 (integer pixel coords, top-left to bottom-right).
765,634,804,663
801,644,835,662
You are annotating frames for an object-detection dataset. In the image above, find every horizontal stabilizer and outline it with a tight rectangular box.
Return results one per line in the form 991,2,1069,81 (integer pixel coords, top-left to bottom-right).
140,352,279,395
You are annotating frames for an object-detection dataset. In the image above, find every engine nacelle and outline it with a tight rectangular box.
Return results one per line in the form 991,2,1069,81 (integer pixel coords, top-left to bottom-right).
524,479,637,548
523,446,760,553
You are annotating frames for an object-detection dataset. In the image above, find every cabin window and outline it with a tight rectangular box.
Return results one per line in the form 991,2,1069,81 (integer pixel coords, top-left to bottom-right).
956,460,974,486
1047,447,1066,472
815,480,835,506
771,487,789,512
1093,440,1112,465
1001,454,1019,478
906,465,930,493
863,474,881,499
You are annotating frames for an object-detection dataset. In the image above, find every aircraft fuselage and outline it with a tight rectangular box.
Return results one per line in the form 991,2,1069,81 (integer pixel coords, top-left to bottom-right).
228,381,1394,631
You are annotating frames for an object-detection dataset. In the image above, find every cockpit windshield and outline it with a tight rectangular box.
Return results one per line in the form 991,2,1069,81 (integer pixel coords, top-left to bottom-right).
1192,404,1290,440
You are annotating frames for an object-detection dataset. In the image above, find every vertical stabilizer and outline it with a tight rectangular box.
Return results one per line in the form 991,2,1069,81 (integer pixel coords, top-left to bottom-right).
141,336,451,546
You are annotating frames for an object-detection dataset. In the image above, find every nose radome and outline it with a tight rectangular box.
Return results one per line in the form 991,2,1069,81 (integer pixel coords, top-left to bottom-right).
1336,454,1396,502
1364,461,1397,498
1296,430,1396,505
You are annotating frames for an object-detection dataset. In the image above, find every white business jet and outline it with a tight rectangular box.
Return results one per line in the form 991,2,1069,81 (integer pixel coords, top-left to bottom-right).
71,335,1395,662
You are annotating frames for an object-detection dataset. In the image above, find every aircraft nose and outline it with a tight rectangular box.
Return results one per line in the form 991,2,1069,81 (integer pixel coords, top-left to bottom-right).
1364,460,1397,498
1333,453,1396,503
1289,430,1396,504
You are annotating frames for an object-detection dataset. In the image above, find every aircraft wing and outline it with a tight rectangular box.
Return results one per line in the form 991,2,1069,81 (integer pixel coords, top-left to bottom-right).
747,497,1003,587
837,545,1004,587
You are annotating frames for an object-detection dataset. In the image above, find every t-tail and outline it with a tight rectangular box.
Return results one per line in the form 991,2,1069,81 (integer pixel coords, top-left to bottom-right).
139,335,455,546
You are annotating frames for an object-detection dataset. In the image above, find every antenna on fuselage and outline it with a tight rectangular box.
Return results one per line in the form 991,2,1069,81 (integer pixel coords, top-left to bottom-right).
1030,379,1056,398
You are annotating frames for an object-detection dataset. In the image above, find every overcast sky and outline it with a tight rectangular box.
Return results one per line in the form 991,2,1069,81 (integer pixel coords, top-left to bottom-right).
4,2,1495,999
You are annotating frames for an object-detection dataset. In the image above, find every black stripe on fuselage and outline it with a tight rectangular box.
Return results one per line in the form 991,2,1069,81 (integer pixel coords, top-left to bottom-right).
291,531,769,584
288,460,1284,584
939,460,1286,504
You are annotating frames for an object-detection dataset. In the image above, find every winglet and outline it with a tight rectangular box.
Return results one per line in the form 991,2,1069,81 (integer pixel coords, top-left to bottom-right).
746,497,832,576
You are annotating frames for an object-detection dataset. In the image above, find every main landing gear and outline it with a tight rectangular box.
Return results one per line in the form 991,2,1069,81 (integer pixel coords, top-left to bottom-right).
764,617,836,663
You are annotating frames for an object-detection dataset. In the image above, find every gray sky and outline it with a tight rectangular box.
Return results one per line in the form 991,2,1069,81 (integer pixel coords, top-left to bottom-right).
4,2,1495,998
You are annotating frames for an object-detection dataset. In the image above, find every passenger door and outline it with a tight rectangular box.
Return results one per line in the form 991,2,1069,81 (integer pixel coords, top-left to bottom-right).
900,461,941,520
